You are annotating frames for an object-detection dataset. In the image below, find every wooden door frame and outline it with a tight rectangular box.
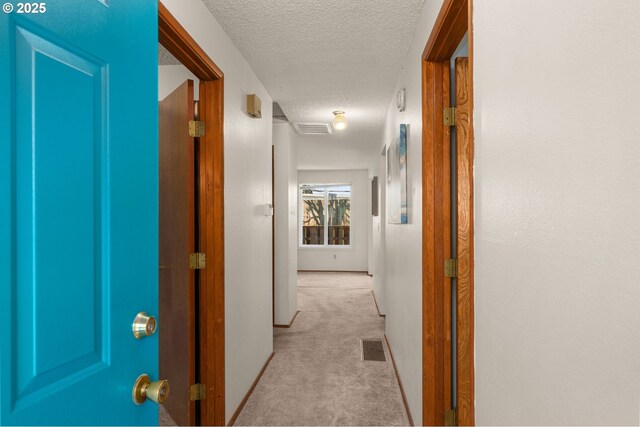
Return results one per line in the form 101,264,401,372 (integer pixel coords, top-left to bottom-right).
159,3,225,426
421,0,474,425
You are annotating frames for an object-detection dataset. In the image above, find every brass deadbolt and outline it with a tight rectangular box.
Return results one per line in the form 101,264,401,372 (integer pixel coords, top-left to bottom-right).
132,374,170,405
132,312,157,339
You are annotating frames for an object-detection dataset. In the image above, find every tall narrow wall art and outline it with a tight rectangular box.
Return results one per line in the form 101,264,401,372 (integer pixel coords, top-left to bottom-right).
387,124,408,224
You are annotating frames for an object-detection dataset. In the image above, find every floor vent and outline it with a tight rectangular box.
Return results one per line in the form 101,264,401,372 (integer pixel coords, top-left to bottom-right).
362,339,386,362
291,122,333,135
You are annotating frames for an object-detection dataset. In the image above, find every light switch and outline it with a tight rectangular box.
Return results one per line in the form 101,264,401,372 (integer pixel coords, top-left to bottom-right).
264,203,273,216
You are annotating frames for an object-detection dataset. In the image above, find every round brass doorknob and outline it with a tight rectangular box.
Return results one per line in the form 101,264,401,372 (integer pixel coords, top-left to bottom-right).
132,374,170,405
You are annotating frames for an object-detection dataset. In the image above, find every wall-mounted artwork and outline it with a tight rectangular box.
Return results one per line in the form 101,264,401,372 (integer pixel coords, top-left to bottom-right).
387,124,408,224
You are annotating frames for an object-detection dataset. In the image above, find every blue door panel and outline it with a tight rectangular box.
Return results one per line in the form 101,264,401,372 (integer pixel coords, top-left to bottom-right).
15,26,106,398
1,1,159,425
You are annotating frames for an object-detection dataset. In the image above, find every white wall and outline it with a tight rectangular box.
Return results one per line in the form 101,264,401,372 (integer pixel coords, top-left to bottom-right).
296,135,372,170
369,0,444,422
159,1,273,422
158,64,199,101
369,151,386,314
298,169,369,272
273,123,298,325
474,1,640,425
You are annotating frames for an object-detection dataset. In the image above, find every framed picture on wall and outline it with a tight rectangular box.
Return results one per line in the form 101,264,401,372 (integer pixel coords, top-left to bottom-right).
387,124,408,224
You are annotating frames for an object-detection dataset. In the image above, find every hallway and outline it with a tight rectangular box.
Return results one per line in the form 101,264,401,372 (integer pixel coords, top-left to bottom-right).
234,272,410,426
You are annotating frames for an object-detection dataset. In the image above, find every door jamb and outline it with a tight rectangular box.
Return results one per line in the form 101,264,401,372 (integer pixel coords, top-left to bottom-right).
159,3,225,426
421,0,474,425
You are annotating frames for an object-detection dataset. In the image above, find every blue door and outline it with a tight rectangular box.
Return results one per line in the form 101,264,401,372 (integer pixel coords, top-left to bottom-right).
0,1,159,424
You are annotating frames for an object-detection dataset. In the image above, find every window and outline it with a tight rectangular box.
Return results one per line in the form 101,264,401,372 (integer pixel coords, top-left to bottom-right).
301,184,351,246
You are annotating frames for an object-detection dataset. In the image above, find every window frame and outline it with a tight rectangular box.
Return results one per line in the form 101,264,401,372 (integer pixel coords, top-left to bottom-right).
298,183,353,249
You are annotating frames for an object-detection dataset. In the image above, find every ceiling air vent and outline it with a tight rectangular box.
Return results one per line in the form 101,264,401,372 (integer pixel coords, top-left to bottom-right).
292,123,333,135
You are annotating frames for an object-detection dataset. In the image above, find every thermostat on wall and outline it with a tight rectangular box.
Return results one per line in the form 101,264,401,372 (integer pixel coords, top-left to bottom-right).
396,87,406,112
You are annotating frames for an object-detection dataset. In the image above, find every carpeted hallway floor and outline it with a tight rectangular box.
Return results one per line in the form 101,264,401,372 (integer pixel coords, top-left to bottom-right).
233,272,410,426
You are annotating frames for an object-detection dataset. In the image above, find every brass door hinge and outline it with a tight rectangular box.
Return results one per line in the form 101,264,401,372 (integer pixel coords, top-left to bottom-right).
189,383,207,401
188,120,205,137
444,258,458,278
444,408,457,426
444,107,456,126
189,252,206,270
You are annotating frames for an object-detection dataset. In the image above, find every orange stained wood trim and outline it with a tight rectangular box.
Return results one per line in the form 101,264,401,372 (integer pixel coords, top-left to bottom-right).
459,2,475,424
273,310,300,328
159,3,225,425
436,50,454,419
199,78,225,427
455,56,474,426
460,4,476,421
422,59,451,426
384,335,414,426
227,352,275,426
159,2,223,80
421,0,475,425
443,64,453,423
423,0,469,61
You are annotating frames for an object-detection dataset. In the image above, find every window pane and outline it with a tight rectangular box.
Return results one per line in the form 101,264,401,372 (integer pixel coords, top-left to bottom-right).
301,186,325,245
327,185,350,246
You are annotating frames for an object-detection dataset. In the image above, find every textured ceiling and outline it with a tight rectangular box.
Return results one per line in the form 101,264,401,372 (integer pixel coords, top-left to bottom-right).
201,0,426,161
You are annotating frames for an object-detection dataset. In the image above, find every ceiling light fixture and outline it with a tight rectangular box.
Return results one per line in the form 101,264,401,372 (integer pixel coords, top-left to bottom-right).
332,111,348,131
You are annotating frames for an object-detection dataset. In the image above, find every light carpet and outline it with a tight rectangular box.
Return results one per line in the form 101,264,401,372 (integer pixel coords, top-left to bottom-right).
233,272,410,426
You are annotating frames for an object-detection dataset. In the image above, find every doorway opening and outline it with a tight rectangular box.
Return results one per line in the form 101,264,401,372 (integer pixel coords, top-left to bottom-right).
421,0,474,425
158,3,225,425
